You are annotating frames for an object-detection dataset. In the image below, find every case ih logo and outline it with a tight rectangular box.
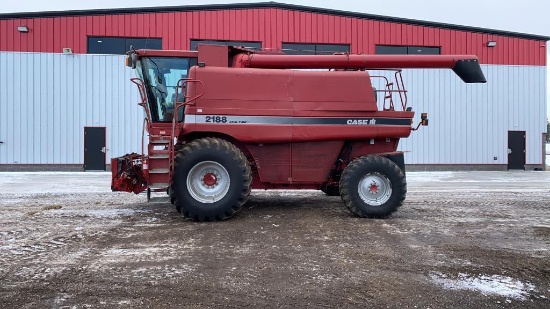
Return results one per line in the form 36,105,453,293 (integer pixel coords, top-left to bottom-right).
347,119,377,125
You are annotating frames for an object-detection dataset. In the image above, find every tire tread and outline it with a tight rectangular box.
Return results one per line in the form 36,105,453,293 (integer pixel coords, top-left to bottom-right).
340,155,406,218
170,137,252,221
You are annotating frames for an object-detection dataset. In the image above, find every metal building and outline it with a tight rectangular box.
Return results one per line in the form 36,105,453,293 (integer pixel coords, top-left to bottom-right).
0,2,548,171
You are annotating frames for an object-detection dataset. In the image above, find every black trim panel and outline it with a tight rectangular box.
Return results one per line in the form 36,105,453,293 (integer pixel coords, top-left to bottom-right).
376,45,441,55
189,115,412,126
282,43,351,55
190,39,262,51
452,59,487,83
1,2,548,41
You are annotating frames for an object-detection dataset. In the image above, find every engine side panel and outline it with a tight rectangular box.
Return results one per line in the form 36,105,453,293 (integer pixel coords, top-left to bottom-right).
291,141,344,182
245,141,343,184
246,143,292,184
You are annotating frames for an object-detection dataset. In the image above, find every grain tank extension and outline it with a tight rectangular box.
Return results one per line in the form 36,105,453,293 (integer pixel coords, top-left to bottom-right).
111,44,486,221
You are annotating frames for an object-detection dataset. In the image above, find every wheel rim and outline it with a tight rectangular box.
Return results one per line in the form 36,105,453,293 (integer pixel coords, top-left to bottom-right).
186,161,230,203
358,173,392,206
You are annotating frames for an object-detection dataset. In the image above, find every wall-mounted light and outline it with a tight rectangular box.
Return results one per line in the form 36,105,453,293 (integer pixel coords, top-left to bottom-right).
17,26,29,33
487,41,497,47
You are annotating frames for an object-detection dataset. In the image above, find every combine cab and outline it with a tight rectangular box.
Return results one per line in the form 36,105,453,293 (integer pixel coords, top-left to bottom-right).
112,45,486,221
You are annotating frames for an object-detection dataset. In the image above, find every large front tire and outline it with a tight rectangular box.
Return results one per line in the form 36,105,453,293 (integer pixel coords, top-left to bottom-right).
340,155,406,218
170,138,252,221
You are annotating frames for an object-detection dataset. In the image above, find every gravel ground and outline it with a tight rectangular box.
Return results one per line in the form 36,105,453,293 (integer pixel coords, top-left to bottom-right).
0,171,549,308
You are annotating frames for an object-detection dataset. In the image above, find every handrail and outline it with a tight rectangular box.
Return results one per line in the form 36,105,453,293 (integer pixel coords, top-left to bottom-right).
370,70,408,111
168,78,205,179
395,70,408,110
370,75,394,111
131,78,153,123
175,78,205,106
131,78,152,184
141,117,149,178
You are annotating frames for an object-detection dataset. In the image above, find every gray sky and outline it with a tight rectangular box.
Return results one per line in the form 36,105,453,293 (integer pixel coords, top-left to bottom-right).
2,0,549,118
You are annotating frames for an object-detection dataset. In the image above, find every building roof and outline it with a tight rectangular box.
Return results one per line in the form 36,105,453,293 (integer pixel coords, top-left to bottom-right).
1,1,549,41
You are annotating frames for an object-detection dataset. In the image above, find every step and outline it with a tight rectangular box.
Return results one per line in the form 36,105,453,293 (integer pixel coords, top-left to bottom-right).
148,173,170,186
149,154,169,159
149,168,169,174
149,183,169,189
148,196,170,204
149,149,170,155
148,158,170,170
150,139,170,144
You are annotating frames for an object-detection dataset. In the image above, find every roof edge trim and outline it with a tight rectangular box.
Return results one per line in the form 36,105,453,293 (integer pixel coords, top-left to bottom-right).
1,1,548,41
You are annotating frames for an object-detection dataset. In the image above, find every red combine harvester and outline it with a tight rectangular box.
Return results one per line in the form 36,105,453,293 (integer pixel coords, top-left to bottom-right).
111,44,486,221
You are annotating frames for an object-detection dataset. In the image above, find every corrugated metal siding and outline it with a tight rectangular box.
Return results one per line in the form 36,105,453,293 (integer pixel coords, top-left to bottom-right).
371,65,546,165
0,52,546,166
0,52,141,164
1,8,546,65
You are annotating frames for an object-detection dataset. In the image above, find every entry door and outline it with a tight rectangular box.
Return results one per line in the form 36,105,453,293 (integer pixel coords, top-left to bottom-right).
507,131,525,170
84,127,106,171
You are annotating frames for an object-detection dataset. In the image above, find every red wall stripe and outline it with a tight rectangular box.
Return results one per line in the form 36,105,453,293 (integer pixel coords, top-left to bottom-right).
0,21,5,51
53,18,60,52
343,17,353,47
0,8,546,65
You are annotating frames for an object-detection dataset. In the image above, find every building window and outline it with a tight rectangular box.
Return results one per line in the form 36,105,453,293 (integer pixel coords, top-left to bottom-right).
282,43,350,55
375,45,441,55
190,40,262,51
87,37,162,55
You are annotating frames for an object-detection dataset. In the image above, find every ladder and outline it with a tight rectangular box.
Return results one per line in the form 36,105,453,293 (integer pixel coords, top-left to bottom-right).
146,133,171,196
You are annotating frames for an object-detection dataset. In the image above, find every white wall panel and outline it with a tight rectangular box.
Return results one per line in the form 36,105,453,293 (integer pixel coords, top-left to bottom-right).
0,53,547,167
0,52,141,165
372,65,546,165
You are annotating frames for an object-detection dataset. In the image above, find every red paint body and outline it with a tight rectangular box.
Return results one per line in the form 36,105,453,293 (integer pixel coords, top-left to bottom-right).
183,64,413,186
1,7,546,66
110,45,486,193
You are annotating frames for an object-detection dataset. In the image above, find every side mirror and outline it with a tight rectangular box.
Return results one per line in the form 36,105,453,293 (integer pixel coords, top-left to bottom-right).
412,112,429,131
421,113,428,126
126,54,137,68
131,54,137,69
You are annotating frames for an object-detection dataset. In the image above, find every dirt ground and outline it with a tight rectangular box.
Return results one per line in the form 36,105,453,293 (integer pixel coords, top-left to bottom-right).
0,171,549,308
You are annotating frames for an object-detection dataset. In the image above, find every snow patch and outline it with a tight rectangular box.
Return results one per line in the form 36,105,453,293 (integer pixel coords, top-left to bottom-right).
406,172,456,182
48,208,141,218
430,272,535,300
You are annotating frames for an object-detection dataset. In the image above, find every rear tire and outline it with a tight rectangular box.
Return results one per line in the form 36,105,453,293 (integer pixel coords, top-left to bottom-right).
170,138,252,221
340,155,406,218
